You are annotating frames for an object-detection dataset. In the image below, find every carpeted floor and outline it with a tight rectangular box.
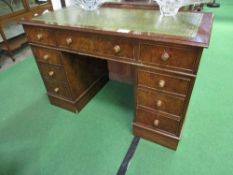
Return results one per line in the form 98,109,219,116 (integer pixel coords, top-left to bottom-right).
0,58,134,175
0,1,233,175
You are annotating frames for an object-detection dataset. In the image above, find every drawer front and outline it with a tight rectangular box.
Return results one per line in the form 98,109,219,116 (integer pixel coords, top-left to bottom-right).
44,79,71,99
38,63,66,82
139,44,197,72
56,31,134,60
31,46,62,65
138,69,191,96
137,88,185,117
136,108,179,135
24,26,56,46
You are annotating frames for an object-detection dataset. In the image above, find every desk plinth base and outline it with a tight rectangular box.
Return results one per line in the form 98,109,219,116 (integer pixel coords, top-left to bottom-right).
133,123,179,150
48,75,109,113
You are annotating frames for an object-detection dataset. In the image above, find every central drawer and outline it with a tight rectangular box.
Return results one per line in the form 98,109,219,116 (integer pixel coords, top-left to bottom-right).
56,30,135,60
137,88,185,117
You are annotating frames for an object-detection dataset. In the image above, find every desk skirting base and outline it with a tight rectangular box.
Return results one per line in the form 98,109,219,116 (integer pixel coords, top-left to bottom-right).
133,123,180,150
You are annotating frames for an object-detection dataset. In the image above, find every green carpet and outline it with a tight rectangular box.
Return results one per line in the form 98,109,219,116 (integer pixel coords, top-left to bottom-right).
1,2,233,175
126,2,233,175
0,59,134,175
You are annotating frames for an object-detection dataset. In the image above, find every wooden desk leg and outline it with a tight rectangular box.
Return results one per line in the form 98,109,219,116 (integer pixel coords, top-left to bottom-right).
0,27,15,62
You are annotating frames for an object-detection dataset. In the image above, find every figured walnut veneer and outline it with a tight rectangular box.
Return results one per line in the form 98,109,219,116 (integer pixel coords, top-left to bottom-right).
21,5,213,150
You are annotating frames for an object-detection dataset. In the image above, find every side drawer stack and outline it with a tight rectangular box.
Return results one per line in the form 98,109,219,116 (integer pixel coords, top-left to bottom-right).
31,46,72,100
134,43,200,149
24,25,73,101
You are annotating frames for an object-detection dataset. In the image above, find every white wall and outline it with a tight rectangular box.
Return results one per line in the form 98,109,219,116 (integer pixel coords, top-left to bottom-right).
65,0,71,6
51,0,62,10
65,0,76,6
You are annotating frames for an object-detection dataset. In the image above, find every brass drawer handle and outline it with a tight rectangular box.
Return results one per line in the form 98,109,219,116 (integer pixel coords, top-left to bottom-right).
153,119,159,127
43,54,49,61
54,87,59,93
156,100,162,107
66,37,73,45
158,80,165,88
48,71,54,77
37,33,43,40
161,51,170,61
113,45,121,54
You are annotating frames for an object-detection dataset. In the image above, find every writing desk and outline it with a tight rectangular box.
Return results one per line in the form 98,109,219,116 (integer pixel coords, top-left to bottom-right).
21,5,213,150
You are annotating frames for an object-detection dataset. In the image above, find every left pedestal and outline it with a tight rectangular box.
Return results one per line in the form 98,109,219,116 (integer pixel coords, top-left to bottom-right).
31,45,109,113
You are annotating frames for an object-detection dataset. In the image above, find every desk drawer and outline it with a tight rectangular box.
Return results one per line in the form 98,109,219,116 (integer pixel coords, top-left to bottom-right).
136,108,179,135
137,88,185,117
44,79,71,99
24,26,56,46
139,43,197,72
138,69,191,96
32,46,62,65
56,31,134,60
38,63,66,82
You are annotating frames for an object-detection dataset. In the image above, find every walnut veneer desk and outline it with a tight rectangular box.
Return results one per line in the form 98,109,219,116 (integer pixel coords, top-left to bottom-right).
21,6,213,150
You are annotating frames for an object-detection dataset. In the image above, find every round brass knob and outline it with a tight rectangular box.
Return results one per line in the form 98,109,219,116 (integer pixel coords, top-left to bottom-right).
66,37,72,45
161,51,170,61
158,80,165,88
113,45,121,54
153,119,159,127
54,87,59,93
37,33,43,40
48,71,54,77
156,100,162,107
43,54,49,61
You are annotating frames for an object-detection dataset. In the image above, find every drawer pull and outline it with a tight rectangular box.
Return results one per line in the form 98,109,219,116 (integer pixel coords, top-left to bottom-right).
161,51,170,61
66,37,73,45
48,71,54,77
158,80,166,88
37,33,43,40
43,54,49,61
113,45,121,54
156,100,162,107
54,87,59,93
153,119,160,127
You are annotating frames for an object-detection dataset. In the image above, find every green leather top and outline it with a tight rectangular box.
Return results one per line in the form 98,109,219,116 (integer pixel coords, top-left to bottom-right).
33,6,203,38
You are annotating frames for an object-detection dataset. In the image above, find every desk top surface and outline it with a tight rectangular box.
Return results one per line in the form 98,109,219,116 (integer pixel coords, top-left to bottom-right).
22,6,213,47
